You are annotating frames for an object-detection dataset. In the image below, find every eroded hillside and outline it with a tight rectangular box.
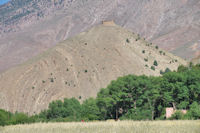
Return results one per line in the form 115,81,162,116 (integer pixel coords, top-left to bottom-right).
0,24,187,114
0,0,199,72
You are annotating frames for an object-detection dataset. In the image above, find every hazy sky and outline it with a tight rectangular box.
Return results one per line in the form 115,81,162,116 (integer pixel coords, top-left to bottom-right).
0,0,10,5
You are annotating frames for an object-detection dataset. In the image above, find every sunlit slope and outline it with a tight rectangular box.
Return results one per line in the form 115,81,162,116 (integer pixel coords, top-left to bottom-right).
0,24,186,114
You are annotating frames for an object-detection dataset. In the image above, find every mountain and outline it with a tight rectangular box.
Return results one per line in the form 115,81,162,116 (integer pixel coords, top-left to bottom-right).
0,23,187,114
0,0,199,73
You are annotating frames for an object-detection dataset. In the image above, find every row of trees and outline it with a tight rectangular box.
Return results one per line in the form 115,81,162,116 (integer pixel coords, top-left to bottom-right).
1,64,200,126
96,64,200,120
0,109,35,126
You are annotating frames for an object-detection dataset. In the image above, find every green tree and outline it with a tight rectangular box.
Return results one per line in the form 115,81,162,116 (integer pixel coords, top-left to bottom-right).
62,98,81,120
162,72,189,109
186,102,200,119
44,98,81,121
145,77,162,120
0,109,11,126
46,100,63,119
177,65,188,72
81,98,100,120
97,88,115,120
9,112,30,125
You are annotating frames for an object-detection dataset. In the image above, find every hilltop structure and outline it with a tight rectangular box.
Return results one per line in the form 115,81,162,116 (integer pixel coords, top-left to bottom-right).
102,20,116,26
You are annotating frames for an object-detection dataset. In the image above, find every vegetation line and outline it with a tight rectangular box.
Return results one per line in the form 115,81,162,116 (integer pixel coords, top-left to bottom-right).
1,64,200,126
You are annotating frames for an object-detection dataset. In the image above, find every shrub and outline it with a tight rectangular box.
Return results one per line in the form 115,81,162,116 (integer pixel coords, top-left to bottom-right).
85,70,88,73
0,109,11,126
153,60,158,66
50,78,54,82
142,50,145,54
164,68,171,73
151,66,155,71
0,112,7,126
169,111,184,120
126,39,130,43
186,102,200,119
0,109,36,126
9,113,31,125
160,70,164,75
135,35,140,41
189,62,193,68
177,65,188,72
155,46,159,49
144,58,148,62
120,108,152,120
160,68,171,75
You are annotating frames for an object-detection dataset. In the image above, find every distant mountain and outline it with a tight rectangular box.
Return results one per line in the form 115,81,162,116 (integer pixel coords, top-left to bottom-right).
0,23,186,114
0,0,199,72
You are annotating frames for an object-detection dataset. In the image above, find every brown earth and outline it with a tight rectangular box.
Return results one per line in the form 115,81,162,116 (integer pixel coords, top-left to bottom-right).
0,24,187,114
0,0,199,73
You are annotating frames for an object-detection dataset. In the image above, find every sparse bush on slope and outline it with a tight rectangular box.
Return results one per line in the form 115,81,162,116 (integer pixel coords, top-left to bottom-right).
153,60,158,66
1,64,200,125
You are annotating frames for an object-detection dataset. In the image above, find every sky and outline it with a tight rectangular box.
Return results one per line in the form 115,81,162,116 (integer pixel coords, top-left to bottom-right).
0,0,10,5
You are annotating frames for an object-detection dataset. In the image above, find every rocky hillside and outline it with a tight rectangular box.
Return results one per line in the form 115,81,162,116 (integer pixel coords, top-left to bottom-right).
0,0,199,72
0,23,187,114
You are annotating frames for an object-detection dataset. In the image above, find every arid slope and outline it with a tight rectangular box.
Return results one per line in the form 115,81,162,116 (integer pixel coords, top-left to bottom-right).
0,0,199,72
0,24,186,114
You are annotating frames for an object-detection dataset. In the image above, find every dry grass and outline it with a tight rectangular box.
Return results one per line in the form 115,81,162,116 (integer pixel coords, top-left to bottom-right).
0,120,199,133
